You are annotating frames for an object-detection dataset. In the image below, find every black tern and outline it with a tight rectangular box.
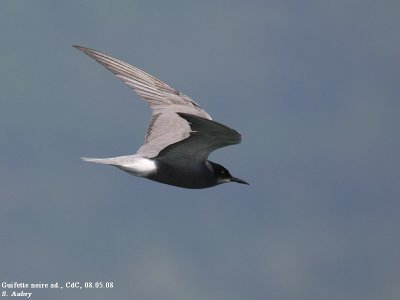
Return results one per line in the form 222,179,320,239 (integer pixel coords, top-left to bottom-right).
75,45,248,189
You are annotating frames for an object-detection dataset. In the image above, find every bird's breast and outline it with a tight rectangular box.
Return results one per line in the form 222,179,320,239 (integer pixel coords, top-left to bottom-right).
147,161,217,189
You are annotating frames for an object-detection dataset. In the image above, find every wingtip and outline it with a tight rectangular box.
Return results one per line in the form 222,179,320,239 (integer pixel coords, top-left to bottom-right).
73,45,94,54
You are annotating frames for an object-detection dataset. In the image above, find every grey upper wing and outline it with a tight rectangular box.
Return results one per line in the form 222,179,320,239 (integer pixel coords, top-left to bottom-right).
74,45,211,119
136,112,192,158
154,113,242,165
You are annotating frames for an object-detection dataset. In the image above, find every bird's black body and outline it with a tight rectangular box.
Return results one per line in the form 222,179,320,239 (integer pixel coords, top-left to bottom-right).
147,160,217,189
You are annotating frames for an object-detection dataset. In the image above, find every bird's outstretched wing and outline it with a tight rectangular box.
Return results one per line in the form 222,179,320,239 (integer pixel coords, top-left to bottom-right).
74,45,215,157
74,45,211,119
155,113,242,165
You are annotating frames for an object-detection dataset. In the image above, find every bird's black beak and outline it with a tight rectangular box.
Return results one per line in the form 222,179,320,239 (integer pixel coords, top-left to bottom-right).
230,176,249,185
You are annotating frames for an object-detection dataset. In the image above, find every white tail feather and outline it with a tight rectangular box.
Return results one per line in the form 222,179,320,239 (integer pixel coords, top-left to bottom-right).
81,157,118,165
81,155,156,177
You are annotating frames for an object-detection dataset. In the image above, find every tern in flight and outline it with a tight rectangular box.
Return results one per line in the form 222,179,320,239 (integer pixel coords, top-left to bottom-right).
75,45,248,189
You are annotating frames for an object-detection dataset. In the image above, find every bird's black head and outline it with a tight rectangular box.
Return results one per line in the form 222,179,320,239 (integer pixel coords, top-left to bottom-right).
209,162,249,186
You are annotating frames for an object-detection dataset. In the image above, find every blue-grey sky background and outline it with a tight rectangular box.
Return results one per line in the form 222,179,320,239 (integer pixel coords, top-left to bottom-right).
1,1,399,299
